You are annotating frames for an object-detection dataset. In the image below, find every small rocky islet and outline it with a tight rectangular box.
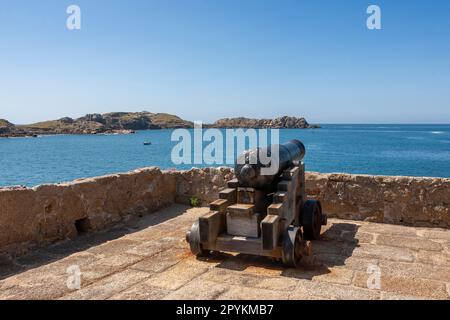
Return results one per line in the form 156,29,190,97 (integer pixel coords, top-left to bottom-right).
0,112,319,137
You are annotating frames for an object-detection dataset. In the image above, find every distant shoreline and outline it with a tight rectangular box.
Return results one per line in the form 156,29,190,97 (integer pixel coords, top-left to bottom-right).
0,112,320,138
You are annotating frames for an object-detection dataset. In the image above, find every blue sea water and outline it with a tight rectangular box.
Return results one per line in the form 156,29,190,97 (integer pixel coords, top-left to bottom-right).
1,124,450,187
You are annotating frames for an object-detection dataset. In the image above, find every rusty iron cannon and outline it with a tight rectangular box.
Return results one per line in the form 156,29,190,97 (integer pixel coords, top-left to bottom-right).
186,139,327,267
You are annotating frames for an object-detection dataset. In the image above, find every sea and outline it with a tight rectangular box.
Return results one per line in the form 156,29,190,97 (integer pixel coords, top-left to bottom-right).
1,124,449,187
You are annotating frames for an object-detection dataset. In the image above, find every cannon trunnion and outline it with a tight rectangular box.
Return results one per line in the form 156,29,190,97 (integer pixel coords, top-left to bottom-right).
186,139,327,267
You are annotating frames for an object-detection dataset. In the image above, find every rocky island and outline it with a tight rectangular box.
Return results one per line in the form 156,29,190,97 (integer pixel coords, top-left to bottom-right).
0,119,19,136
0,112,319,137
0,112,193,137
209,116,319,129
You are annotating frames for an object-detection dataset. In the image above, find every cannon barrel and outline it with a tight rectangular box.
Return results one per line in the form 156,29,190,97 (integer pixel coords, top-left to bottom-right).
235,139,306,189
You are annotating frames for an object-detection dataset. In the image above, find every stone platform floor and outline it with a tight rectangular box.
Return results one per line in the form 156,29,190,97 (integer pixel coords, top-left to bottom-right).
1,204,450,300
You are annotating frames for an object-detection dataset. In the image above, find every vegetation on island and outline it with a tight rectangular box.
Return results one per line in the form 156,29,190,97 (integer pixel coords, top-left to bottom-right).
0,112,319,137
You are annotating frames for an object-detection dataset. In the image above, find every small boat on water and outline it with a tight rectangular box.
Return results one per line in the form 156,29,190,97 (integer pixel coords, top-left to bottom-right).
143,141,152,146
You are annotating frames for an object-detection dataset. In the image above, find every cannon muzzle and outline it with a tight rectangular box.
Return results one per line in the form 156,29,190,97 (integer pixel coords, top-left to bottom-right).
235,139,306,189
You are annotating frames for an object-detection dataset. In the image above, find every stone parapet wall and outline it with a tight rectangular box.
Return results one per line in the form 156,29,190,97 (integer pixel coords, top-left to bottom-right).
0,167,176,256
1,167,449,256
174,168,450,228
172,167,234,205
305,172,450,227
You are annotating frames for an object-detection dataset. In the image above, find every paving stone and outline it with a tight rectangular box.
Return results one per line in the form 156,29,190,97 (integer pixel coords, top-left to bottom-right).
358,223,417,236
0,273,70,300
182,255,224,270
155,236,189,250
123,205,204,230
352,271,448,299
94,253,143,268
342,231,375,244
441,241,450,253
326,220,363,230
376,235,443,251
15,250,60,268
125,240,164,257
109,283,171,300
293,280,380,300
379,260,450,282
415,250,450,266
125,235,186,257
201,267,300,292
130,248,188,273
214,255,254,272
163,279,229,300
144,261,210,291
347,243,415,262
380,291,433,300
122,223,187,243
252,276,300,291
218,286,290,300
43,249,96,263
87,239,140,256
121,228,168,242
79,264,120,284
241,264,284,278
44,231,126,256
310,240,347,255
282,266,354,285
416,229,450,241
200,268,269,288
321,228,375,245
2,205,450,300
313,253,379,272
19,252,99,278
61,269,152,300
0,263,25,280
289,293,329,300
12,254,115,289
219,254,285,277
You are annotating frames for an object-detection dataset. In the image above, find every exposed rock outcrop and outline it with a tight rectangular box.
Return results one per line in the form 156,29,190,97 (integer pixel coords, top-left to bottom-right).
0,119,27,137
0,119,15,134
210,116,320,129
14,112,194,136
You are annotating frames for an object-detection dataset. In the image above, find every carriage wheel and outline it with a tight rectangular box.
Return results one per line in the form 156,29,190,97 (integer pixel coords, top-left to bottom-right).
282,226,305,268
302,200,323,240
186,221,209,256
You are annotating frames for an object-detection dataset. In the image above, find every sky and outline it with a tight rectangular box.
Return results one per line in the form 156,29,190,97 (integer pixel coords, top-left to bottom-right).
0,0,449,124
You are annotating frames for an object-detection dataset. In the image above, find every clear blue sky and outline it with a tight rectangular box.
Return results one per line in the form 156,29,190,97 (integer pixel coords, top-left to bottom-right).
1,0,449,124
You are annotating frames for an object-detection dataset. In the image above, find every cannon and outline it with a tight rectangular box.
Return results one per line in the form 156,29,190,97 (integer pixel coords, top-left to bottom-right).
186,139,327,267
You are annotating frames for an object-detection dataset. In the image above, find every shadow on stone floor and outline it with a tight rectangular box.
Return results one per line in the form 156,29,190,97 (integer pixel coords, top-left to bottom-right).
312,222,360,266
0,204,190,281
196,222,360,281
281,223,360,280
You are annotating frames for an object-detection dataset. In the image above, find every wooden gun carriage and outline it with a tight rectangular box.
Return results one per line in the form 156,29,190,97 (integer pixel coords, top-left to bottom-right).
186,140,327,267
